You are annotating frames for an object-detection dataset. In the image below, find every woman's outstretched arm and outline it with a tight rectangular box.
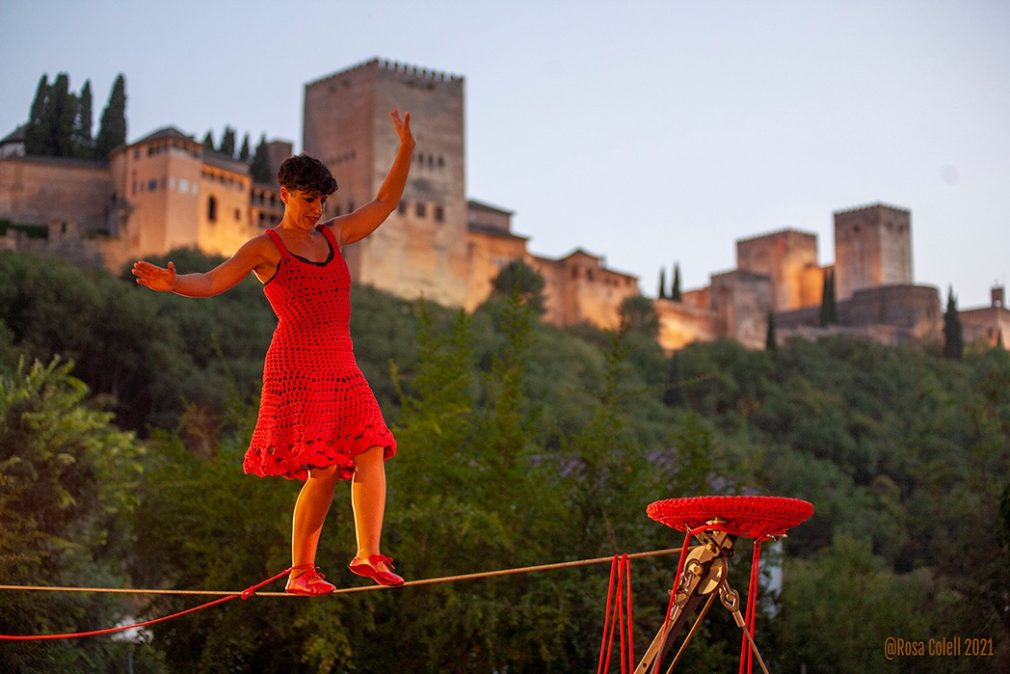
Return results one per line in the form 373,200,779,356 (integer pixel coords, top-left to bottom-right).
328,109,415,246
132,235,273,297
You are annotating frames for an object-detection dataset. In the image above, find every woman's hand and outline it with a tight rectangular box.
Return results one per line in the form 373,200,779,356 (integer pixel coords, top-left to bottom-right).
390,109,414,149
132,260,177,292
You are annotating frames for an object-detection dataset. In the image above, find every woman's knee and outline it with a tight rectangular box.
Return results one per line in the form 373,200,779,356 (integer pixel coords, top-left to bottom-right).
308,465,340,482
353,446,384,468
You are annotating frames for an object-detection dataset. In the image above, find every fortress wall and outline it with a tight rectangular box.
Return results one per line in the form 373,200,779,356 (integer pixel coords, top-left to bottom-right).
656,299,721,351
841,284,940,340
0,157,112,230
464,228,529,311
960,306,1010,349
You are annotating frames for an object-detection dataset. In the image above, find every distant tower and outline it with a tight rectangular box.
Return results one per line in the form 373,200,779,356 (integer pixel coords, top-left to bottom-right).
833,204,912,301
735,229,820,312
303,58,468,307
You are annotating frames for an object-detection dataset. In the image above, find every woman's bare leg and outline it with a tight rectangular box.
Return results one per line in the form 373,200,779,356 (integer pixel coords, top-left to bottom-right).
291,465,340,577
351,446,389,568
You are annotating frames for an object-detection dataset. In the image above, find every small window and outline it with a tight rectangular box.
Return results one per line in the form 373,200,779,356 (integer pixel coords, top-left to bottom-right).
179,179,189,192
234,208,241,221
416,202,426,217
347,201,355,212
437,156,445,168
208,195,218,222
434,205,444,222
148,179,157,191
398,200,407,215
134,148,140,159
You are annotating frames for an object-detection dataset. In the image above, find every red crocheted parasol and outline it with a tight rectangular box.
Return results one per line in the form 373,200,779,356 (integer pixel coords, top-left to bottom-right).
647,495,814,540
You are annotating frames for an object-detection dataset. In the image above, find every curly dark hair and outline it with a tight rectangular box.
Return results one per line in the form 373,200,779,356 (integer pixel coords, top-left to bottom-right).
277,154,338,195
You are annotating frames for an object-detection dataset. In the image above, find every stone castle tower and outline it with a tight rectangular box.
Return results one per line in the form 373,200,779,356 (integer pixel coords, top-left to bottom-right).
834,204,912,301
303,58,469,307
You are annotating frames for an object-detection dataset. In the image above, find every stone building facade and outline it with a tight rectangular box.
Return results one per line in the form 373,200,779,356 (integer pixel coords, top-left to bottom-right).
0,57,996,353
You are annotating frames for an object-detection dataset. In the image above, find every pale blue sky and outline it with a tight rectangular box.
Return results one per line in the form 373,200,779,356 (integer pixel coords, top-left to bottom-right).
2,0,1007,307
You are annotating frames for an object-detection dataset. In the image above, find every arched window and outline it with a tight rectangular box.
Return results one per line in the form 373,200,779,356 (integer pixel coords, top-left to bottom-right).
208,195,218,222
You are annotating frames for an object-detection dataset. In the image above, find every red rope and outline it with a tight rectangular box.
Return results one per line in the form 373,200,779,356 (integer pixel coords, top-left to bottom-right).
597,556,619,674
0,567,292,641
738,540,765,674
624,554,634,674
596,555,635,674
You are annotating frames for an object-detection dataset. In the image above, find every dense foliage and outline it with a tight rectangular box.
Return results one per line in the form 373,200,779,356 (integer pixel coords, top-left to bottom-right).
1,249,1007,672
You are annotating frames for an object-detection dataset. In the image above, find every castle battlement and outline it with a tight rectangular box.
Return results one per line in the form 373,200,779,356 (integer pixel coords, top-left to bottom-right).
735,228,818,245
833,202,910,216
305,57,463,89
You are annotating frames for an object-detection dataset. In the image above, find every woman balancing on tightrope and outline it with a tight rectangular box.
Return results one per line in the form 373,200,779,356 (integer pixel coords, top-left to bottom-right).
132,110,414,596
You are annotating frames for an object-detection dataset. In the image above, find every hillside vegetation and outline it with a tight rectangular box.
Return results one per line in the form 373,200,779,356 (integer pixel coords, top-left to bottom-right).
1,249,1007,672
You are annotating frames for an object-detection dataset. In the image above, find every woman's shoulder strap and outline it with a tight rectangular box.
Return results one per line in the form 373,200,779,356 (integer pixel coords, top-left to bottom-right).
317,224,339,249
264,229,291,259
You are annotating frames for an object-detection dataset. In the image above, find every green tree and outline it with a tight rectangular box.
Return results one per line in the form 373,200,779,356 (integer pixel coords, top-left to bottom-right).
95,74,127,158
765,310,777,351
819,268,837,326
671,262,682,301
658,267,667,299
238,132,251,162
48,73,77,157
944,286,963,359
0,359,156,671
620,294,660,338
24,74,50,155
74,79,94,158
202,130,215,152
250,134,272,183
219,126,237,157
490,260,546,315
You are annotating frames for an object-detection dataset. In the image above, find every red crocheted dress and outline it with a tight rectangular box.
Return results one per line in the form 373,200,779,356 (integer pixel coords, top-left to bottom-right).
243,225,396,481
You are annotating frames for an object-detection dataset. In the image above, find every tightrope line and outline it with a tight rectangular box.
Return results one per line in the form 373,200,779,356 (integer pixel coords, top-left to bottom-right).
0,548,679,598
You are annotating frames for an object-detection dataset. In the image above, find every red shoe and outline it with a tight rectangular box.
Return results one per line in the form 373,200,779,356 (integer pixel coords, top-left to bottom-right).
285,564,336,596
348,554,405,587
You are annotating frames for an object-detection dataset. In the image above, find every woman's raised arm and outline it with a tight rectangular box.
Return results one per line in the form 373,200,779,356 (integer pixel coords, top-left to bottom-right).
328,109,415,246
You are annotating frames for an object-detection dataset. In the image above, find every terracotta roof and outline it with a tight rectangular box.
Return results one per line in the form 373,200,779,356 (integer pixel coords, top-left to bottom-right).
203,150,249,174
0,124,27,145
133,126,197,145
467,198,513,215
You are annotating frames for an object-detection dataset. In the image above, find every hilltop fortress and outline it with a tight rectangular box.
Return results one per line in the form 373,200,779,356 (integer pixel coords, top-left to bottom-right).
1,58,1006,350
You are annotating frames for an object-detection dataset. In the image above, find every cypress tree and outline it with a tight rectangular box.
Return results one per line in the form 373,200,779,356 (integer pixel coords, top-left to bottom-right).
74,80,94,158
49,73,76,157
663,352,685,407
765,310,777,352
819,269,837,326
658,268,667,299
25,74,50,155
202,130,215,152
671,263,682,301
95,74,127,158
219,126,236,157
249,134,272,183
238,133,250,162
943,287,964,359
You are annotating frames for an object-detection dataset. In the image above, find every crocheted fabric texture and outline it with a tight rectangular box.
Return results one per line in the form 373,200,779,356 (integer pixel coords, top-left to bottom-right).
243,225,396,481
